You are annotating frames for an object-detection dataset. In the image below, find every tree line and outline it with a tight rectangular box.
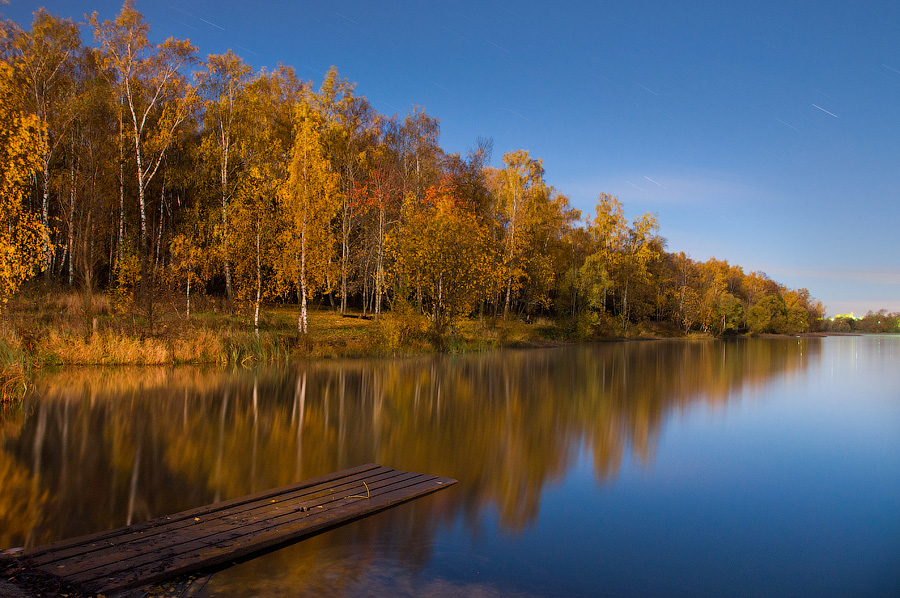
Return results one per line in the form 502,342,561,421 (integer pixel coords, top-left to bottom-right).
0,1,825,337
824,310,899,334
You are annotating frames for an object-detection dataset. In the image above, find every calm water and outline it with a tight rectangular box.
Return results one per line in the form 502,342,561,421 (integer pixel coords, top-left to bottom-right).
1,336,898,597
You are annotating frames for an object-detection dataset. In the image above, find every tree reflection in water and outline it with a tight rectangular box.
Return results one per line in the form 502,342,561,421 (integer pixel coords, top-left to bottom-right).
0,338,818,593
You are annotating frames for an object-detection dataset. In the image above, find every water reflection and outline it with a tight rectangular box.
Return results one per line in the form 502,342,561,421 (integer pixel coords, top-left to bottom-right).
0,338,818,554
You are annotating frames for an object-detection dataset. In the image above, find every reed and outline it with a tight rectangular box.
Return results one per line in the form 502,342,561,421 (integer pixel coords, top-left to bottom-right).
0,324,28,404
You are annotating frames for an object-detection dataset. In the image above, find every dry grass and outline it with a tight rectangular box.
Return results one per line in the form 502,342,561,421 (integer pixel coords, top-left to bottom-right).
0,284,579,408
40,329,171,365
0,324,28,404
0,363,27,405
2,284,573,374
46,290,112,317
173,328,225,364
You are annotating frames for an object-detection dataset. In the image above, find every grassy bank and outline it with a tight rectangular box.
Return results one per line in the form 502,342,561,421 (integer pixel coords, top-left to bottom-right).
0,284,566,402
0,284,689,404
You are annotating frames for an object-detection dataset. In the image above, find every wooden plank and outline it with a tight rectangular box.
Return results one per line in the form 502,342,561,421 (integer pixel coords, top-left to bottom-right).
23,465,397,568
11,468,451,595
37,469,417,576
3,465,455,597
20,463,384,562
81,476,452,595
56,469,422,577
72,472,428,578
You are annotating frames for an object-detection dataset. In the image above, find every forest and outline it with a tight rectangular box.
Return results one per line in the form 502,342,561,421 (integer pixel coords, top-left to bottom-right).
1,1,828,352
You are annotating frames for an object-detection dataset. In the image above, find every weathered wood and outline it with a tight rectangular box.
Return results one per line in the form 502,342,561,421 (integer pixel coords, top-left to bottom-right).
24,464,396,568
64,470,426,581
0,464,455,597
20,462,382,563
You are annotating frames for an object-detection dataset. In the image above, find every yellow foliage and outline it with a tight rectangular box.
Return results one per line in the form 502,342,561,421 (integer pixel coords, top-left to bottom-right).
390,184,500,328
109,242,141,312
0,61,49,308
278,103,341,333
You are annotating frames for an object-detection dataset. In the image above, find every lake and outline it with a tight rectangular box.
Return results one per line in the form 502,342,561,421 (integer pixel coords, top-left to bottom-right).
1,336,898,597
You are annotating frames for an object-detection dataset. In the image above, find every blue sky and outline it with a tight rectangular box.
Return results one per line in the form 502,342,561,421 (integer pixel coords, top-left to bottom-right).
5,0,899,316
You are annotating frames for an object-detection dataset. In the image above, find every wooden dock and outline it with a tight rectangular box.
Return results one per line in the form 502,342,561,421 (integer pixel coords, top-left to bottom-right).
0,464,456,597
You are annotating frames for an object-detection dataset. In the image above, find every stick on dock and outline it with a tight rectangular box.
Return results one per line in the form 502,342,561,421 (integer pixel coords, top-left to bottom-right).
0,464,456,597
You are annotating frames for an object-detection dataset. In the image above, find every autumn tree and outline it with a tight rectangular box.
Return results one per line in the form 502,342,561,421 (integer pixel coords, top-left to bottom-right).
161,138,218,318
746,294,788,334
167,231,203,318
714,292,744,334
508,188,574,317
389,180,499,332
228,67,302,330
542,193,582,305
782,288,820,334
856,310,899,333
314,67,377,313
0,58,48,307
356,147,404,318
743,271,780,308
609,211,661,332
556,221,591,318
90,0,197,319
197,50,252,302
8,9,81,269
492,150,549,317
678,284,702,333
426,144,506,316
389,107,441,204
579,194,626,317
279,102,340,335
578,198,662,333
457,136,496,219
61,47,118,311
0,5,831,339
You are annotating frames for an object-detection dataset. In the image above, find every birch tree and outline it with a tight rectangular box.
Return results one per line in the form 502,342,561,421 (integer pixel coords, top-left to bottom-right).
90,0,197,315
610,212,661,332
494,150,546,317
315,67,377,313
0,60,48,308
355,145,405,318
579,194,626,315
9,9,80,269
279,103,340,335
197,50,252,302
